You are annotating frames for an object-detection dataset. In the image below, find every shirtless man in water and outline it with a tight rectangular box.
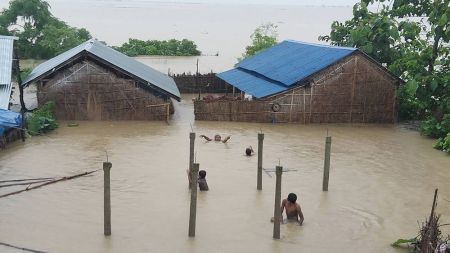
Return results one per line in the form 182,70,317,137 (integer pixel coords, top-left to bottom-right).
281,193,304,225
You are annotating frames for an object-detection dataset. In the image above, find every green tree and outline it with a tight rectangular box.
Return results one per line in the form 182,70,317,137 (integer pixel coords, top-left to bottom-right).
241,23,278,59
0,0,91,59
113,38,201,56
320,0,450,152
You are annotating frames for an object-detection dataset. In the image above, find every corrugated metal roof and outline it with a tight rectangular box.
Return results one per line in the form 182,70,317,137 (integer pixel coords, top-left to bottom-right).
217,68,287,98
23,39,180,100
236,40,356,87
0,36,17,109
217,40,357,98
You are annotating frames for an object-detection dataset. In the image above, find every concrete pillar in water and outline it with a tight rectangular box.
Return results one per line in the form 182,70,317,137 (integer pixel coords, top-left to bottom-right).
188,163,199,237
103,161,112,236
257,133,264,190
322,136,332,191
189,132,195,189
273,165,283,239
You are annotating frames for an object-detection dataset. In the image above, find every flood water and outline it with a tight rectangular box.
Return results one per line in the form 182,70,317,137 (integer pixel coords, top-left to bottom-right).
0,94,449,253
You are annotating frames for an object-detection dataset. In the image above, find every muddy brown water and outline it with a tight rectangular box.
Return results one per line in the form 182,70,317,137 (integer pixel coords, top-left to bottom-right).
0,94,449,253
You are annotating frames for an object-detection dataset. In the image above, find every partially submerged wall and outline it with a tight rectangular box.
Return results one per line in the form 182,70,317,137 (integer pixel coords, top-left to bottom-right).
37,59,172,121
194,53,398,124
172,73,232,93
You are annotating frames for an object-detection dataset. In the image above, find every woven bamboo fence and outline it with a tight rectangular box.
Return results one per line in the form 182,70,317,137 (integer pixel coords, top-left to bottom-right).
194,53,398,124
0,128,22,149
37,60,173,121
172,72,232,93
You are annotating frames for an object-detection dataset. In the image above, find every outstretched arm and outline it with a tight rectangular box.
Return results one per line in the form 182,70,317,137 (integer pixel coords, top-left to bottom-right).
222,136,231,143
200,135,212,141
297,204,304,225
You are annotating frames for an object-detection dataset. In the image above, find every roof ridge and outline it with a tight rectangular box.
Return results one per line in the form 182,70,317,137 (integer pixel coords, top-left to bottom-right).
84,39,97,51
283,40,357,51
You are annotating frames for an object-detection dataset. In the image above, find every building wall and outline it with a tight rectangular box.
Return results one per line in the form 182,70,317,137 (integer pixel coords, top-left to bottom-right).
37,59,172,121
194,53,398,124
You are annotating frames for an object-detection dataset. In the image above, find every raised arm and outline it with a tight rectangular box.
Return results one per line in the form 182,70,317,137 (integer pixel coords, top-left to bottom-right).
222,136,231,143
297,204,304,225
200,135,212,141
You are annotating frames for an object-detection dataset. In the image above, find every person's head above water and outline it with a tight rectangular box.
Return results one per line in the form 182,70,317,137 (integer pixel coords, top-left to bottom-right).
214,134,221,141
287,193,297,203
199,170,207,179
245,148,252,156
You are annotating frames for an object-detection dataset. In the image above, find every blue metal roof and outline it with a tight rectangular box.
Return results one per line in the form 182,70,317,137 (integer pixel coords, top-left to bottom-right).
218,40,357,98
23,39,180,100
217,68,288,98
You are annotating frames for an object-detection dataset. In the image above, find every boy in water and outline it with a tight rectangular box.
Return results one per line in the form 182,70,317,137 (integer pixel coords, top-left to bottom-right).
280,193,304,225
186,169,209,191
245,146,254,156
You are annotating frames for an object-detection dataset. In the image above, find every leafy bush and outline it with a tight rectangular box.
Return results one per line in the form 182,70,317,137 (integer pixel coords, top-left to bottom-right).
421,115,450,138
27,101,58,135
421,114,450,153
434,133,450,154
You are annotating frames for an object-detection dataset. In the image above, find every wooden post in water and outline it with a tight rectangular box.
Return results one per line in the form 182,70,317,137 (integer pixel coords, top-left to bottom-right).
322,136,332,191
273,166,283,239
166,103,170,123
189,132,195,189
257,133,264,190
103,161,112,236
188,163,199,237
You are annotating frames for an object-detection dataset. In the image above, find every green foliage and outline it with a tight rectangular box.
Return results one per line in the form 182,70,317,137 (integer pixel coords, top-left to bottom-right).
433,133,450,154
391,238,418,247
27,101,58,135
320,0,450,145
0,0,91,59
113,38,201,57
421,114,450,152
241,23,278,59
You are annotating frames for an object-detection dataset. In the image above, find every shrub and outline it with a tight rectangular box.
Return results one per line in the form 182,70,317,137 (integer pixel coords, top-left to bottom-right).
27,101,58,135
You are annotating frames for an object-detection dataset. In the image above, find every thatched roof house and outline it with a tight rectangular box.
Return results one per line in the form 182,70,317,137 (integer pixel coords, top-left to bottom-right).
23,39,180,121
194,40,402,123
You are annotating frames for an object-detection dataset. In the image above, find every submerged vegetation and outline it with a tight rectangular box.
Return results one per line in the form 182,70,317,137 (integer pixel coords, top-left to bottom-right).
320,0,450,153
113,38,201,57
26,101,58,136
392,190,449,252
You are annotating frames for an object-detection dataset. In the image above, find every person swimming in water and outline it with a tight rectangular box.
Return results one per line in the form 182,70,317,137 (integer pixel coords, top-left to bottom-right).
245,146,254,156
186,169,209,191
280,193,304,225
200,134,230,143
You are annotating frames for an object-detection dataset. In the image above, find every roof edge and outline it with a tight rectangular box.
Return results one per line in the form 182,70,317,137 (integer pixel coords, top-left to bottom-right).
283,40,357,51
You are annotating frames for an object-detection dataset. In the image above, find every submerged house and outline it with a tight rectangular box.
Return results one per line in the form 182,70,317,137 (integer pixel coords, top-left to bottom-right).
194,40,402,124
23,39,180,121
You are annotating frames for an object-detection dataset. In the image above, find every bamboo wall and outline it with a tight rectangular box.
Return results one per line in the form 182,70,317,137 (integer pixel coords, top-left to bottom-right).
37,60,172,121
172,73,232,93
194,53,398,124
0,128,22,149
